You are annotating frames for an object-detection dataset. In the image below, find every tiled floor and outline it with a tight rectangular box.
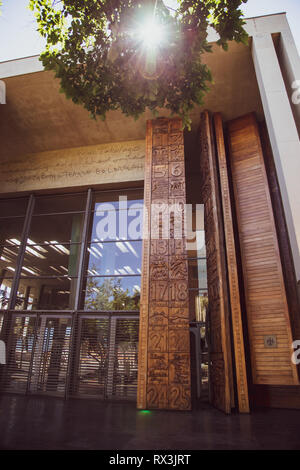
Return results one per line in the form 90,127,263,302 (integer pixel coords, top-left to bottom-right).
0,394,300,450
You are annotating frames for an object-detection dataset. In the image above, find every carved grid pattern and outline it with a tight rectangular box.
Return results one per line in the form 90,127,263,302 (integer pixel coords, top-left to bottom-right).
137,118,191,410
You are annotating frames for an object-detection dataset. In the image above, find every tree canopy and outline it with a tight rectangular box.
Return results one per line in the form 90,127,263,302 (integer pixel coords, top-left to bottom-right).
29,0,248,128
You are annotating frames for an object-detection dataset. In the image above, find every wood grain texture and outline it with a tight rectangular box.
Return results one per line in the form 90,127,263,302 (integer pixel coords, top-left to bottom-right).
198,111,233,414
137,118,191,410
260,122,300,353
227,113,299,386
213,113,250,413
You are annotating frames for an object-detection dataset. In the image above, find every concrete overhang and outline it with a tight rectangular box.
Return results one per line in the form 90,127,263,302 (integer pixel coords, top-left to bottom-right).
0,13,289,159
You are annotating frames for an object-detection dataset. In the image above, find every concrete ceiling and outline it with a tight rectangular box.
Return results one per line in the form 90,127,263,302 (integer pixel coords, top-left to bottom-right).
0,40,264,160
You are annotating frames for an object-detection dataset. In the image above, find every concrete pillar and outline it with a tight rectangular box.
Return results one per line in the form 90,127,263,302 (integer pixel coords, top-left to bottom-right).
278,27,300,137
252,32,300,283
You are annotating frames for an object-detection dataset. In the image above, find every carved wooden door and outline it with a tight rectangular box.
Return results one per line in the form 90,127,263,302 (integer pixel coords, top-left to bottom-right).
198,111,233,413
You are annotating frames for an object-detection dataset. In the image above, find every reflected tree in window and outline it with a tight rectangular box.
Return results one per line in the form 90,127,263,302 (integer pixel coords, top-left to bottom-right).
84,274,140,311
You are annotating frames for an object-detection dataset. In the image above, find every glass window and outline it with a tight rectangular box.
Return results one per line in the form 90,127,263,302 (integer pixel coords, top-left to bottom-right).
82,190,143,311
0,217,26,246
188,205,208,322
0,189,143,312
90,190,143,242
16,277,75,311
82,276,141,311
86,241,142,276
20,242,81,278
28,213,84,245
0,198,29,309
34,193,86,214
0,197,28,218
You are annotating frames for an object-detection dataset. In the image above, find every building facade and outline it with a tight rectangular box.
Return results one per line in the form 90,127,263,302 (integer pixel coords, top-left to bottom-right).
0,13,299,413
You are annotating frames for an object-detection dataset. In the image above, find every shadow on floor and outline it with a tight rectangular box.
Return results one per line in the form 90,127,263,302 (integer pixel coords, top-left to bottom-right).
0,394,300,450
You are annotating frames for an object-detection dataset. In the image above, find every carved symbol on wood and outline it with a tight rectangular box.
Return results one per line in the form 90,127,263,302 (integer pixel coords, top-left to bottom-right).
150,281,168,302
147,384,168,409
153,133,168,147
169,257,188,280
152,147,168,165
168,385,190,410
169,307,189,327
169,178,185,197
169,281,188,303
169,162,184,178
151,240,168,256
169,239,186,256
169,145,184,162
150,257,168,280
152,179,169,199
148,352,168,384
169,133,183,146
169,353,191,385
149,326,168,352
169,329,190,352
149,304,168,325
153,165,168,179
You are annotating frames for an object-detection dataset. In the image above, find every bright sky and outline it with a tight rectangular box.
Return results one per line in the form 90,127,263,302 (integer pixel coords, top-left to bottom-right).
0,0,299,62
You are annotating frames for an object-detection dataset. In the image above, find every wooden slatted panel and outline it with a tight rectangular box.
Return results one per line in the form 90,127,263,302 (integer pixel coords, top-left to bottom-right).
227,113,298,385
213,113,250,413
199,111,233,413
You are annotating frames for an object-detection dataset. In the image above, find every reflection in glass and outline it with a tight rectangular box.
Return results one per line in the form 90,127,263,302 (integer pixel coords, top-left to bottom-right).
86,241,142,276
16,277,75,310
4,315,36,393
189,290,208,322
29,213,84,244
188,258,207,290
29,316,72,395
92,189,143,209
0,244,19,275
89,195,143,242
82,276,141,311
21,243,81,278
76,317,109,397
34,193,86,214
0,197,28,217
0,218,25,247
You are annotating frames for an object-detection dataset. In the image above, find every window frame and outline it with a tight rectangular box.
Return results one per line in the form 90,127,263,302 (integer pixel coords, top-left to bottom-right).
0,187,143,314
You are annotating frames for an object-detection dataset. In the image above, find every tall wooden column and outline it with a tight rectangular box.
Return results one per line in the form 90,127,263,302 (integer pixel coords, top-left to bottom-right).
137,118,191,411
198,111,233,414
213,113,250,413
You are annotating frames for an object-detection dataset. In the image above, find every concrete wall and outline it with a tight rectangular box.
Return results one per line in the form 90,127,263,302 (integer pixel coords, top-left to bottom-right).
249,14,300,284
0,140,145,194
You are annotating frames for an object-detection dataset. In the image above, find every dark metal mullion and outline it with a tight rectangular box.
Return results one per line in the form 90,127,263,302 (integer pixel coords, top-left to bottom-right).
32,210,85,217
9,195,35,310
64,311,77,400
74,189,92,311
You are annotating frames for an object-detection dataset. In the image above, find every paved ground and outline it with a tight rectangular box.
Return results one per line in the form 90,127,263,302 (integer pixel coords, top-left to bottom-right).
0,394,300,450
